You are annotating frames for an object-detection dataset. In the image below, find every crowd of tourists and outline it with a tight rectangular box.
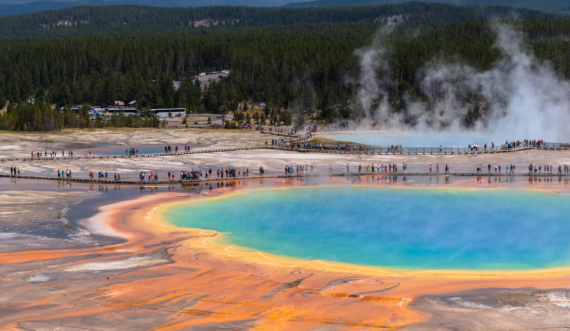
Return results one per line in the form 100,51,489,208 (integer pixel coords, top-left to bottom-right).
471,163,569,174
285,165,313,174
57,169,73,178
270,137,547,153
358,163,406,173
307,123,318,133
274,141,405,153
528,164,569,174
172,168,253,180
240,123,282,133
71,162,570,182
140,171,159,181
387,145,402,152
31,150,75,159
464,139,548,151
503,139,545,150
6,161,570,182
475,164,511,173
239,123,284,133
274,140,324,149
271,138,315,149
526,139,546,148
88,170,121,180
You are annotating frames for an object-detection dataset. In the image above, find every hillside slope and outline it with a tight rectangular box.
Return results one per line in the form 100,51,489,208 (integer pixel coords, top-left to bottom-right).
3,19,570,128
284,0,570,14
0,3,556,38
0,0,306,16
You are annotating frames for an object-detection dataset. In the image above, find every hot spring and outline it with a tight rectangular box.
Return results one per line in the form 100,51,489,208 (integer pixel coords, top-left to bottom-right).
162,186,570,271
324,131,510,147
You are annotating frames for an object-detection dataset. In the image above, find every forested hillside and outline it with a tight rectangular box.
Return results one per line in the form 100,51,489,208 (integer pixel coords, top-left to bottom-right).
2,2,570,131
0,3,555,38
0,0,304,16
2,0,570,16
0,23,374,116
3,18,570,132
285,0,570,15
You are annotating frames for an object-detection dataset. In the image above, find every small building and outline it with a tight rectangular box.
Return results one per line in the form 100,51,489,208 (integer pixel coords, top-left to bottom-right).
128,100,139,109
150,108,186,117
113,101,125,108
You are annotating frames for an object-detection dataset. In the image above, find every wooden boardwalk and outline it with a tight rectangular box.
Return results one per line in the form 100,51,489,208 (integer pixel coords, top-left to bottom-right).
2,172,569,185
0,147,267,163
296,146,538,155
1,144,564,163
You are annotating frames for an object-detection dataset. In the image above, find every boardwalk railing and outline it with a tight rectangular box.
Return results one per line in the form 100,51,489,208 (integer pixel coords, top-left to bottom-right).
1,146,269,162
541,142,570,148
291,145,535,155
1,140,568,163
2,171,570,186
275,137,313,148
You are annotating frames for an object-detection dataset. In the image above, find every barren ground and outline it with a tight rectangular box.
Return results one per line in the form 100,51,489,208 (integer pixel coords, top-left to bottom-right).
1,128,570,330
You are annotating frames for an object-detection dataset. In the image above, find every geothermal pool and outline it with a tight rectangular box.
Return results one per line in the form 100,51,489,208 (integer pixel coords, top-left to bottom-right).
325,132,507,147
163,187,570,270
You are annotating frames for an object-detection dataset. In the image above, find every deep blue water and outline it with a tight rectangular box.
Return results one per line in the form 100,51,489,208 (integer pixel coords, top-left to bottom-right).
163,187,570,270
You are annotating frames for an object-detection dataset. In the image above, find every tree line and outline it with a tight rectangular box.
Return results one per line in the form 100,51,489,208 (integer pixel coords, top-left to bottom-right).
4,16,570,130
285,0,570,15
0,101,161,131
0,2,556,38
0,23,375,119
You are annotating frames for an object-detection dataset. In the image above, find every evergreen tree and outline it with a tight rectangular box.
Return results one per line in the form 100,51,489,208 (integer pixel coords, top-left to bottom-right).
0,90,6,109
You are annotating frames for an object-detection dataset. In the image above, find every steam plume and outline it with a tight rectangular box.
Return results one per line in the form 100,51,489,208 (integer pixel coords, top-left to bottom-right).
356,23,570,142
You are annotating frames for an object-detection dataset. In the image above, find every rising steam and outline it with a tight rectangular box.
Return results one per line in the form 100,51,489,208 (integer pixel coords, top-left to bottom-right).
356,23,570,142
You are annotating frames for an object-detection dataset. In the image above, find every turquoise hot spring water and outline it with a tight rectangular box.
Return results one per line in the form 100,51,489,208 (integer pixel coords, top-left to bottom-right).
163,186,570,270
326,132,506,147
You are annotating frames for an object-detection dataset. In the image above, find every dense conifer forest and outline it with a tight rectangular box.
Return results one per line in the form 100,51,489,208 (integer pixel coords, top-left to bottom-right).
1,3,570,131
285,0,570,15
0,3,555,38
